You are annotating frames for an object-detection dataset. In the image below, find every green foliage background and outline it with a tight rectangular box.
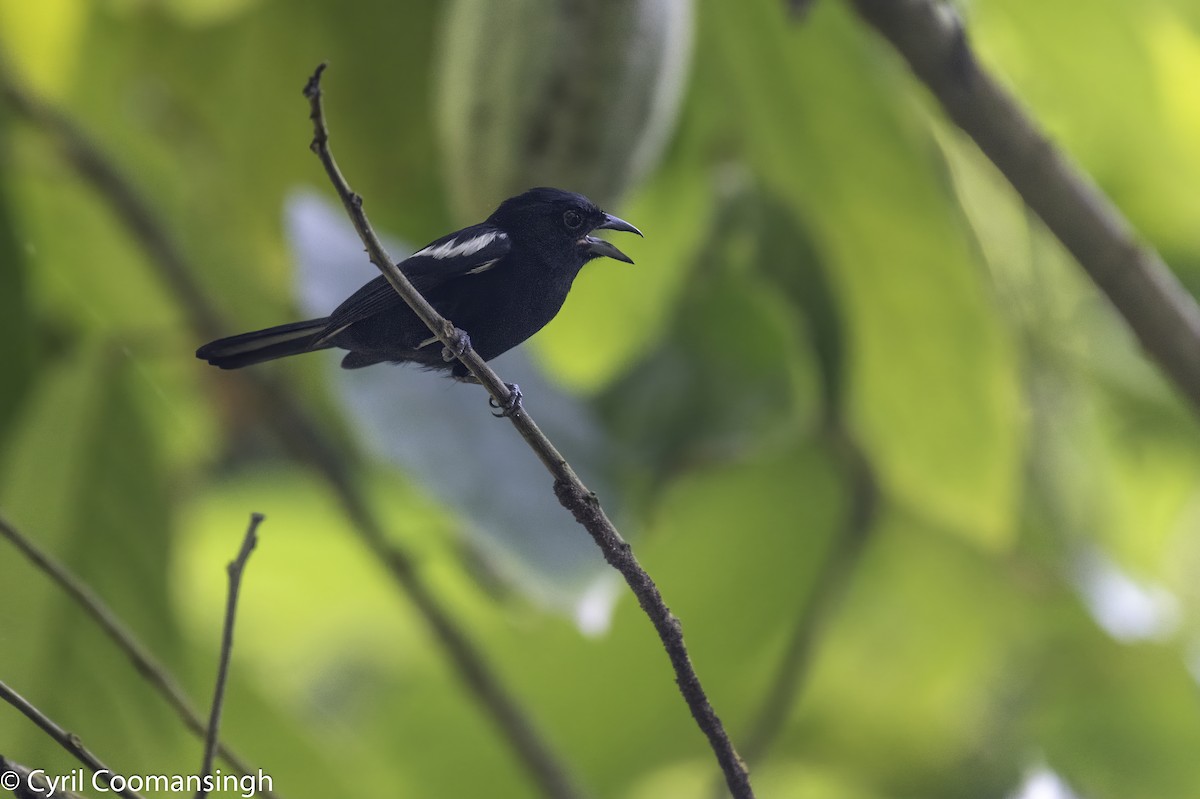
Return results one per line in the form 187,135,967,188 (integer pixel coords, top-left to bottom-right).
1,0,1199,797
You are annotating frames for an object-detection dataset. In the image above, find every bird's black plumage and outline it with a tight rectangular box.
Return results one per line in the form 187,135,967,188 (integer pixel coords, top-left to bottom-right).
196,188,640,378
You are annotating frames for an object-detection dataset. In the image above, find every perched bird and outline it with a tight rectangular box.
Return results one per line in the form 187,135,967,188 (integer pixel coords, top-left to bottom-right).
196,188,640,397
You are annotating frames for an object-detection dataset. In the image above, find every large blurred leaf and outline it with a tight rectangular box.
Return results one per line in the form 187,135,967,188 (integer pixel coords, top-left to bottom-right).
792,513,1027,796
0,345,193,773
1025,597,1200,799
597,182,821,503
693,0,1022,549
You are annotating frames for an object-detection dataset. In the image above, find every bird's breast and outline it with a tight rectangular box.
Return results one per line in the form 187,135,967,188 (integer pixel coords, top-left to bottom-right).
445,253,582,361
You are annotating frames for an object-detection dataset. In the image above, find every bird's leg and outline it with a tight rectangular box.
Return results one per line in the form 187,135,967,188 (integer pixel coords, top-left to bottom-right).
489,383,523,418
441,327,472,362
454,371,523,418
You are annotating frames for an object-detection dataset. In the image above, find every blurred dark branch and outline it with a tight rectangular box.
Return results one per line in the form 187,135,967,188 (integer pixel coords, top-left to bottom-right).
304,63,755,799
0,755,87,799
0,514,269,795
0,66,222,339
847,0,1200,412
0,679,145,799
195,514,262,799
787,0,819,20
0,60,582,799
736,430,876,771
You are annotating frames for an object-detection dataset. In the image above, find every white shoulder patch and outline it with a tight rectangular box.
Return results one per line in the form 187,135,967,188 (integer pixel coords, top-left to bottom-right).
415,230,505,260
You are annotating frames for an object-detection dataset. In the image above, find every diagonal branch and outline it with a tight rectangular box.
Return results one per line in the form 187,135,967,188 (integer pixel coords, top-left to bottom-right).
303,63,754,799
847,0,1200,412
195,513,263,799
0,679,145,799
0,54,582,799
0,513,271,796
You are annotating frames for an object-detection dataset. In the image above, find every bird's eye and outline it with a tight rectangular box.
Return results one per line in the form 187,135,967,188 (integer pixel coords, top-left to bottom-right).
563,210,583,230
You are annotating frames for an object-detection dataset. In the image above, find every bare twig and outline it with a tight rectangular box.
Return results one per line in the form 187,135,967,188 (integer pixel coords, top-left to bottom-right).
0,513,270,794
0,679,145,799
0,55,582,799
847,0,1200,412
303,63,754,799
195,514,262,799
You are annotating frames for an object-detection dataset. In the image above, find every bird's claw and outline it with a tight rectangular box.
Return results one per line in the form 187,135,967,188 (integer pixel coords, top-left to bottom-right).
489,383,523,418
442,328,471,362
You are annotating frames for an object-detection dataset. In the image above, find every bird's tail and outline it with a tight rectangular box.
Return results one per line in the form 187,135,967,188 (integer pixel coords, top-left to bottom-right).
196,318,332,370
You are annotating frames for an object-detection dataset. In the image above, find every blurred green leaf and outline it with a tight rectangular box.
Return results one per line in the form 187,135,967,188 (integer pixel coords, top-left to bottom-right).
0,0,86,98
793,513,1026,795
694,0,1022,550
942,127,1200,579
0,344,193,773
971,0,1200,266
1026,602,1200,799
597,182,821,500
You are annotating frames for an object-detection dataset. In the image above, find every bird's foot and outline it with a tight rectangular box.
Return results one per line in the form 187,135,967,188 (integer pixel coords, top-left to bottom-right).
489,383,523,418
442,328,471,362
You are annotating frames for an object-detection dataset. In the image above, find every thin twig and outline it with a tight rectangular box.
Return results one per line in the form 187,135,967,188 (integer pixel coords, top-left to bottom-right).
196,514,263,799
0,55,582,799
303,63,754,799
0,679,145,799
847,0,1200,412
0,513,271,795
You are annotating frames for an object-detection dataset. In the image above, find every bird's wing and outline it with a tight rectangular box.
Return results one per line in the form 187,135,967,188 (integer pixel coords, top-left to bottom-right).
404,223,511,290
316,224,510,344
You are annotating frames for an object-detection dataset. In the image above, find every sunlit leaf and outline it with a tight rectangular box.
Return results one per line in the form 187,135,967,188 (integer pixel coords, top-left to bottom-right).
0,0,86,98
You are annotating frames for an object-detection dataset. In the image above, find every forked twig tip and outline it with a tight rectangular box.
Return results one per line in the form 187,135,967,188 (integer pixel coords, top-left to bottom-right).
302,62,327,99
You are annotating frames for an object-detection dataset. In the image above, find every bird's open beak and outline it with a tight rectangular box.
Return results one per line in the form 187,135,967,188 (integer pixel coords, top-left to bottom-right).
596,213,643,237
585,213,642,264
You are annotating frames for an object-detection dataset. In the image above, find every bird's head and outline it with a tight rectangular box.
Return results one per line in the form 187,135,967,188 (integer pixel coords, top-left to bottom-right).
488,187,642,265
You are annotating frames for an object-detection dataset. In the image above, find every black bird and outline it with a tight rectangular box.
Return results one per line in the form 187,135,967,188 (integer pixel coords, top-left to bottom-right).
196,188,641,392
